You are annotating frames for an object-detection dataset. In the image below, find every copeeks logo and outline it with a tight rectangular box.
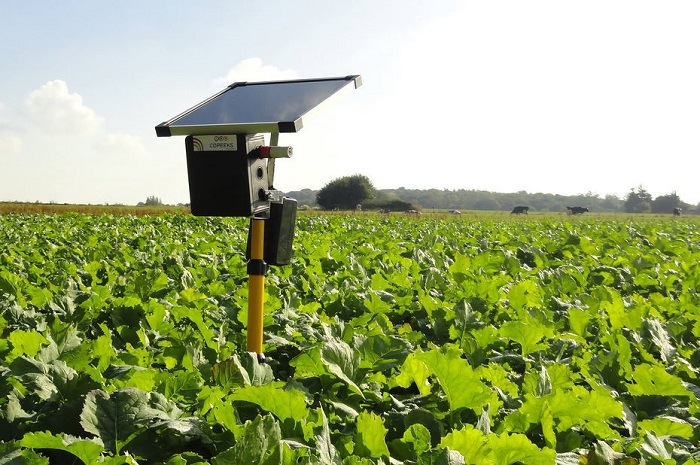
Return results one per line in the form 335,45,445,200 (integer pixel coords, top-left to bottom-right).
192,137,204,151
191,135,237,151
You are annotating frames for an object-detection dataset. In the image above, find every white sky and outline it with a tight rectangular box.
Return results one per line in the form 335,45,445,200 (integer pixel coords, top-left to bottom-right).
1,1,699,205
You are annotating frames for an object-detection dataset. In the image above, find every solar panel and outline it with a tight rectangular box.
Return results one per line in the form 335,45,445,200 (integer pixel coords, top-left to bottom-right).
156,75,362,137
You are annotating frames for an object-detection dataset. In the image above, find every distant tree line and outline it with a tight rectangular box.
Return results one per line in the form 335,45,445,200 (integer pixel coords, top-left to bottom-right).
286,180,698,214
136,195,164,207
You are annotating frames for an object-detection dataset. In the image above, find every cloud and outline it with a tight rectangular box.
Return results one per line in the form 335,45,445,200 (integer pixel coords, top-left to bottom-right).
0,102,9,123
0,102,23,156
24,80,104,135
214,58,299,86
16,80,148,163
0,80,160,204
0,135,22,155
92,132,149,160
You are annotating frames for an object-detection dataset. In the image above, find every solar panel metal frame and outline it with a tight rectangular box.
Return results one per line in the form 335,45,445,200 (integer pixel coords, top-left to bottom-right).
155,75,362,137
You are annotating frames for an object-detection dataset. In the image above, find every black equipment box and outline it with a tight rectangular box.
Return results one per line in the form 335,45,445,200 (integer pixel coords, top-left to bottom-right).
246,197,297,266
185,134,268,217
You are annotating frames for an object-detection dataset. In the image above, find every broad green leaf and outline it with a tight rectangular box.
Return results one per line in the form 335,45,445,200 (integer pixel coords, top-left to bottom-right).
395,352,432,395
160,367,202,405
0,270,25,303
499,321,548,356
354,332,412,371
316,408,342,465
503,393,543,433
289,348,325,376
642,317,676,363
627,364,693,397
320,339,363,397
178,288,208,304
83,260,107,286
20,431,103,463
476,363,520,399
440,425,491,464
229,382,309,422
80,388,182,455
111,366,160,392
144,299,174,334
471,326,501,352
512,385,623,441
589,439,627,464
567,307,592,337
9,356,77,402
196,385,226,416
637,416,694,439
418,448,467,464
362,290,394,314
609,331,633,379
211,353,273,389
416,346,494,413
544,363,574,393
133,270,170,299
212,414,282,465
507,279,543,315
418,291,441,315
487,433,556,465
210,401,238,433
0,442,49,464
4,391,32,422
80,389,144,454
46,320,82,359
639,432,674,461
540,400,555,449
9,330,47,359
92,331,116,372
536,365,552,397
548,386,623,437
170,305,216,345
355,411,390,459
26,285,53,308
402,423,432,456
158,452,209,465
599,289,644,331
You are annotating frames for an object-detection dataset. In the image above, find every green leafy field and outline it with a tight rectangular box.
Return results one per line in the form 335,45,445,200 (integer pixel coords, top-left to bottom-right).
1,213,699,464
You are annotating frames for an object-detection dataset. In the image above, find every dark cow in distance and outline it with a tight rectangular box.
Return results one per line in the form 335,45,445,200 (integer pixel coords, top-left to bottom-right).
511,206,529,215
566,206,589,215
673,207,682,216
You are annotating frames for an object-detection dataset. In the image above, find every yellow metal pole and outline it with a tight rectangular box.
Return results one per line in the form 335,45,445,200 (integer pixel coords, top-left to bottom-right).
247,218,266,354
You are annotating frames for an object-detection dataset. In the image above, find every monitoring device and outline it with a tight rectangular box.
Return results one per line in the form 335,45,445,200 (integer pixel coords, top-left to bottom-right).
184,133,269,217
155,75,362,267
156,76,361,218
155,75,362,355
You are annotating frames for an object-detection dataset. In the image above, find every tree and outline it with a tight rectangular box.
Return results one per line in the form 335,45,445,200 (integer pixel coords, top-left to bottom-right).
651,192,681,214
316,174,376,210
473,193,501,211
601,194,624,212
144,195,163,206
624,186,652,213
284,188,317,207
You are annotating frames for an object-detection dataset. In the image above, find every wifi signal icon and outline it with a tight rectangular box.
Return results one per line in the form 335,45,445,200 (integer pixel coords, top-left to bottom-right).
192,137,204,152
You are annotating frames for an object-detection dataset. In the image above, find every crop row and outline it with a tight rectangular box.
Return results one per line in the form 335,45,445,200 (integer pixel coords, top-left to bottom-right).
1,213,699,464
